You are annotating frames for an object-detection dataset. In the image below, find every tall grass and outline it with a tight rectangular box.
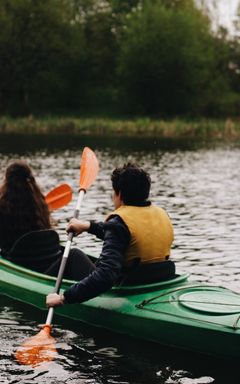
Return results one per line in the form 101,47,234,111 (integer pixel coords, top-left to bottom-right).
0,116,239,139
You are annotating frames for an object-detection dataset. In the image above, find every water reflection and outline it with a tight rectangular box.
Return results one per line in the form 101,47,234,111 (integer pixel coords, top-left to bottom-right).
1,296,239,384
1,133,239,154
0,134,240,383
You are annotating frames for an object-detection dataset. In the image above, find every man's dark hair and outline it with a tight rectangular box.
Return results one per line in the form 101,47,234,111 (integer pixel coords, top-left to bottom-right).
111,163,151,205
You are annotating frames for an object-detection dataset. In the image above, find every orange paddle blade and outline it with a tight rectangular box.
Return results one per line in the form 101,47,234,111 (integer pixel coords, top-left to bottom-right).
80,147,99,191
15,325,57,368
45,184,72,211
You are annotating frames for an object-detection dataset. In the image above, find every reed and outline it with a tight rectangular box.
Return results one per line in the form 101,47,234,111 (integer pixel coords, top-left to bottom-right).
0,116,239,139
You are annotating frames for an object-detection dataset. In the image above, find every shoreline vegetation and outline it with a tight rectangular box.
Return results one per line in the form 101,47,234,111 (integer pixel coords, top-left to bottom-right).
2,1,240,123
0,116,240,140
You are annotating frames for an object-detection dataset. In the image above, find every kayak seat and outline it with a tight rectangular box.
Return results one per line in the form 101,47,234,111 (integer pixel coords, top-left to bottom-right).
7,229,62,274
120,259,176,285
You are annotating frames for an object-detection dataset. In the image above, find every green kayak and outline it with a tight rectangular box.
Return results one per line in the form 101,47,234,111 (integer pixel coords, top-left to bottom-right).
1,255,240,359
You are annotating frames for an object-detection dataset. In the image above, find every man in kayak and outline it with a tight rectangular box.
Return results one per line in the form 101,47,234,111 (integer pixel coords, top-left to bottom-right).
46,163,175,307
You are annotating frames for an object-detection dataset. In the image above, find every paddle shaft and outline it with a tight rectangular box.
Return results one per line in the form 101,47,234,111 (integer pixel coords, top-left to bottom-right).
45,189,85,325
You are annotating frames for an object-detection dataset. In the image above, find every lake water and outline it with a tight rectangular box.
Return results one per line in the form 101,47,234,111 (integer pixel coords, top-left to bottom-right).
0,134,240,383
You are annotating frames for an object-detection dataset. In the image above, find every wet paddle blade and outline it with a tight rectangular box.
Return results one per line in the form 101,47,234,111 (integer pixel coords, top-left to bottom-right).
45,183,72,211
15,325,57,368
80,147,99,191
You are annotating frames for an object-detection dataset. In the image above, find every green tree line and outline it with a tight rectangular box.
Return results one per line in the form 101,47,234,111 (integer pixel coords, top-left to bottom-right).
0,0,239,117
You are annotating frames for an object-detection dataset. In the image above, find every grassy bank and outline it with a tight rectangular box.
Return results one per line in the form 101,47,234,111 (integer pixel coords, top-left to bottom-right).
0,116,240,139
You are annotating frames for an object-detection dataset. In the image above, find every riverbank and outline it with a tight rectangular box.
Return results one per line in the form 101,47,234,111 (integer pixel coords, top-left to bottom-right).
0,116,240,139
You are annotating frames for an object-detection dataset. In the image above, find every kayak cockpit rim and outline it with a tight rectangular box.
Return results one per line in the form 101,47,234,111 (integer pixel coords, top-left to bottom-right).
0,255,189,293
112,274,190,293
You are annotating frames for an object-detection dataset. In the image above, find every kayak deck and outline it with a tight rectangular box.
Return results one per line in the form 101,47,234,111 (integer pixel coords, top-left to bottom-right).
1,256,240,359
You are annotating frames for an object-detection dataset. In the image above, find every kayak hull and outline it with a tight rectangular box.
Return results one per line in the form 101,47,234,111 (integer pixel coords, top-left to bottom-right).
1,256,240,359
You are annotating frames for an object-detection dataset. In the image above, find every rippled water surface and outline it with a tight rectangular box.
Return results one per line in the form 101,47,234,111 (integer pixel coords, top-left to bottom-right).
0,134,240,383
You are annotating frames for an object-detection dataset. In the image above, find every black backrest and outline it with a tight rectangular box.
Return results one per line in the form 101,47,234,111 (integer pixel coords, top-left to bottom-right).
7,229,62,272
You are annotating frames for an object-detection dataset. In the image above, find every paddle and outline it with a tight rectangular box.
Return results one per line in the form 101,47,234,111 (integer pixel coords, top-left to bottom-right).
45,183,72,211
15,147,99,367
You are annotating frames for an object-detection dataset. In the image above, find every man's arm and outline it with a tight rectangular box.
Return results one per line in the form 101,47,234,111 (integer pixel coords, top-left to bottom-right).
46,216,130,306
88,221,105,240
66,218,105,240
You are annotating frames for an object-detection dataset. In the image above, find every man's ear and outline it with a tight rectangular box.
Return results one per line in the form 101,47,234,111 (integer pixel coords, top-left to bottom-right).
116,190,123,203
115,190,121,198
119,192,124,204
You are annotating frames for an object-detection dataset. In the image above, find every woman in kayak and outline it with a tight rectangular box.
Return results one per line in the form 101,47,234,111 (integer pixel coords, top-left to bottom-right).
47,163,175,307
0,161,52,254
0,160,89,279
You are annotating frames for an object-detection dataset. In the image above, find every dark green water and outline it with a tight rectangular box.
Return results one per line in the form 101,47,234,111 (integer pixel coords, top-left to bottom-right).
0,134,240,383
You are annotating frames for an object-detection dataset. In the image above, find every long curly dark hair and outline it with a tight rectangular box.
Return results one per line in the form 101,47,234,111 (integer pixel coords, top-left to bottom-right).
0,161,51,252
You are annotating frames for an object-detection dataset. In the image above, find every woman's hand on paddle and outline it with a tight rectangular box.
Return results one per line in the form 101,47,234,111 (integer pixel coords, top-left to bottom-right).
46,293,65,308
66,218,90,236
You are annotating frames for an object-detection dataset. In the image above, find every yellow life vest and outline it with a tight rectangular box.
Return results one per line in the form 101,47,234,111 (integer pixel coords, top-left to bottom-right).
107,205,174,265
